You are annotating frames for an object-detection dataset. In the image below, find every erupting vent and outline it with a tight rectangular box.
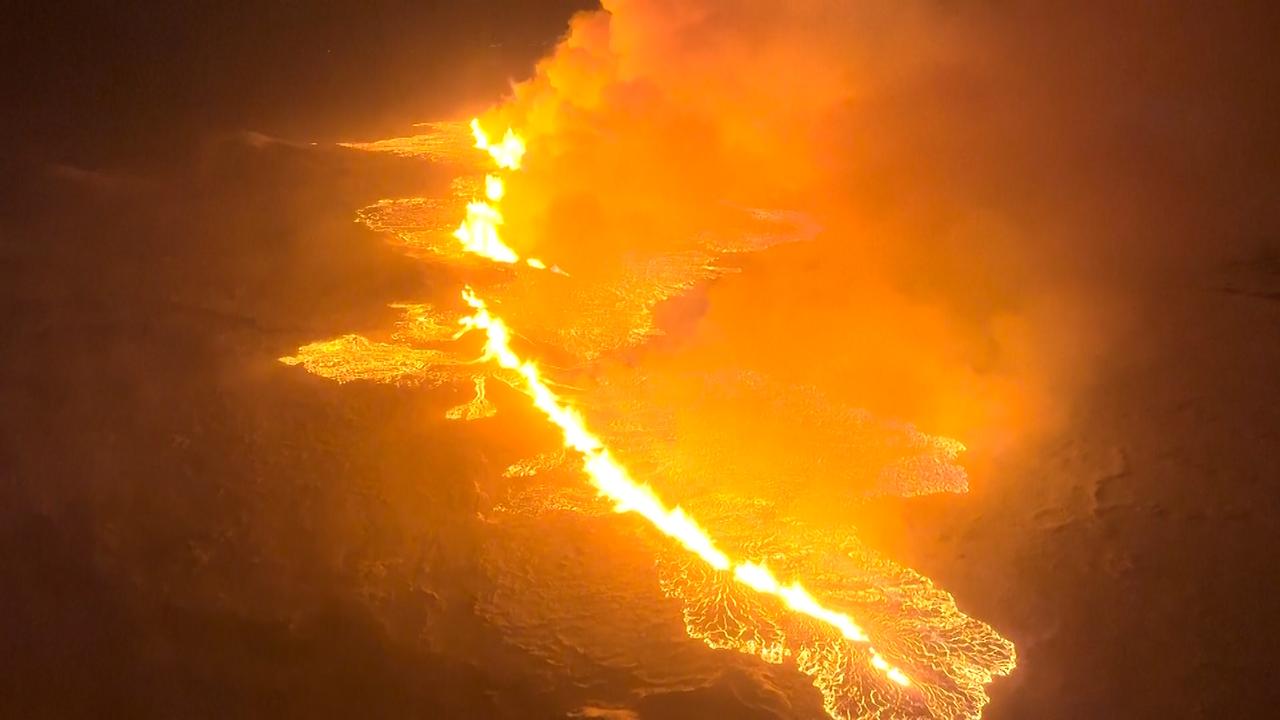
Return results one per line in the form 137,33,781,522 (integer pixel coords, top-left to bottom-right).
281,119,1015,719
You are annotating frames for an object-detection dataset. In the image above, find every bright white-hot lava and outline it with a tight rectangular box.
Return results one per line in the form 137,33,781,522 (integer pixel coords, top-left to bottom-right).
458,285,910,688
455,118,912,688
451,121,546,269
471,118,526,170
284,115,1018,718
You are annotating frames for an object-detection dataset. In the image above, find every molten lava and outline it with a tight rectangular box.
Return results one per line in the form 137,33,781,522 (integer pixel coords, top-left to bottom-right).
471,118,526,170
283,117,1017,719
452,121,911,687
459,286,911,687
449,122,547,269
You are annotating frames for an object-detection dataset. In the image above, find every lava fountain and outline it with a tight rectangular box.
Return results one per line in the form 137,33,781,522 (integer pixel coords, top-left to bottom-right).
282,114,1016,718
453,124,909,685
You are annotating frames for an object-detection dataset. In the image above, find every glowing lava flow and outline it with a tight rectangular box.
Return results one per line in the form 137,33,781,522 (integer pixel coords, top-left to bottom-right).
285,115,1016,718
471,117,525,170
452,120,546,269
458,288,912,688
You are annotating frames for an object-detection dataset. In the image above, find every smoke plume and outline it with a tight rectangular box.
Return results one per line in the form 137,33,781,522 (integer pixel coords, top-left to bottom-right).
474,0,1277,458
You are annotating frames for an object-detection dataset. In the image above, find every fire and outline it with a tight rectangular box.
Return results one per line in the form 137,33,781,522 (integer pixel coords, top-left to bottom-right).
458,287,912,688
459,288,732,571
453,200,518,264
451,124,546,269
471,118,526,170
286,117,1018,717
456,115,912,688
484,174,505,201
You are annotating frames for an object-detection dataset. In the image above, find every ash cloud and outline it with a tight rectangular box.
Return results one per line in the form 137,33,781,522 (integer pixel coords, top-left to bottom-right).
480,0,1279,456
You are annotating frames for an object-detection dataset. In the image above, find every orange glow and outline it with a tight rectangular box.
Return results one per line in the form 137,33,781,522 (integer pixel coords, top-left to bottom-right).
484,174,505,201
287,116,1017,719
460,287,732,571
453,200,519,264
455,116,916,691
450,123,547,269
470,118,526,170
459,287,911,688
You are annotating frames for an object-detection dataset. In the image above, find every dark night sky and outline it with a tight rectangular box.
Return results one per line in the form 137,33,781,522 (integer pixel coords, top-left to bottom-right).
2,2,1279,719
1,1,593,164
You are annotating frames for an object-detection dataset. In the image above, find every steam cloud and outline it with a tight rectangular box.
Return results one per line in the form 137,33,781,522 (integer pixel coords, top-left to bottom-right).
476,0,1277,458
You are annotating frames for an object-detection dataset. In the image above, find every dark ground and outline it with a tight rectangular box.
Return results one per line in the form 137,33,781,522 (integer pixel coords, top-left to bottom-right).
2,2,1279,718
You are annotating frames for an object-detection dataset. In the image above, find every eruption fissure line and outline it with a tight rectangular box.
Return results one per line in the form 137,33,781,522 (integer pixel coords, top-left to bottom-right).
457,117,910,689
458,288,910,688
453,121,548,270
